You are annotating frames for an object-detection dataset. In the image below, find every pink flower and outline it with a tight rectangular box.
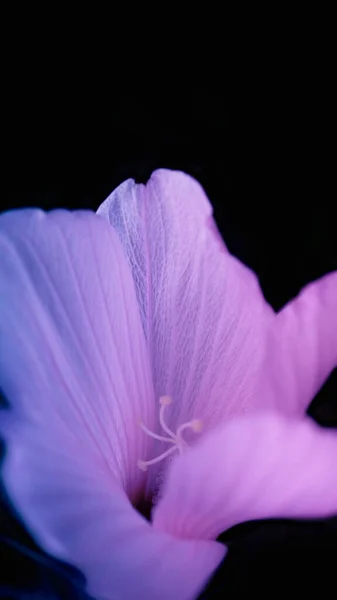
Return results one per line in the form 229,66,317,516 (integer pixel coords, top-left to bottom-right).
0,170,336,600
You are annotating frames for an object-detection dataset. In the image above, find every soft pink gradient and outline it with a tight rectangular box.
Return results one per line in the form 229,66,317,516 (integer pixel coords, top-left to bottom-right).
0,170,336,600
153,414,337,540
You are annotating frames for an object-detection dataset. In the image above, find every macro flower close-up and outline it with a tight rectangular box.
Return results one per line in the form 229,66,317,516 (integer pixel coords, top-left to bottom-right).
0,169,337,599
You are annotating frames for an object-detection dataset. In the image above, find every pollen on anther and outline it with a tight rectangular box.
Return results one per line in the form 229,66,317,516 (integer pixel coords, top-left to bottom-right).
137,460,148,471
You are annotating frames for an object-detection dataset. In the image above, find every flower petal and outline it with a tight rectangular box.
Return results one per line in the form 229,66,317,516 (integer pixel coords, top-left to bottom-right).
262,272,337,416
153,414,337,541
1,417,225,600
0,208,155,499
97,170,276,482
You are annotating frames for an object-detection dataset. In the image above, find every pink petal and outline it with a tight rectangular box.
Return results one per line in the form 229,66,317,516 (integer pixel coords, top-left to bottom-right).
97,170,276,487
153,414,337,541
2,417,225,600
0,208,155,499
261,272,337,416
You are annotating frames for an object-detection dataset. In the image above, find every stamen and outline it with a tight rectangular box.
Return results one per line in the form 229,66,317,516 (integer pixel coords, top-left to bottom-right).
138,396,203,471
177,419,203,439
159,396,176,439
138,419,176,444
137,446,178,471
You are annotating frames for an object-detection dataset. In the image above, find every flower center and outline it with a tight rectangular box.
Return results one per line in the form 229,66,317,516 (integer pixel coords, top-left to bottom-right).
137,395,203,471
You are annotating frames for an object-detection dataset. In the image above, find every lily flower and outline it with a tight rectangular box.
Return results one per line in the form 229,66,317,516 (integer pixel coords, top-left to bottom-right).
0,169,336,600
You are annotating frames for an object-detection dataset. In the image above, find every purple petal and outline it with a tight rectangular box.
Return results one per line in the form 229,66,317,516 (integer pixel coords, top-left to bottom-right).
2,417,225,600
261,272,337,416
97,170,276,488
153,414,337,541
0,208,155,499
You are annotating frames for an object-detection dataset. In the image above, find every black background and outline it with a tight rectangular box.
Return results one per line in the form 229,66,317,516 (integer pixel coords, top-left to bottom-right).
1,79,337,598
